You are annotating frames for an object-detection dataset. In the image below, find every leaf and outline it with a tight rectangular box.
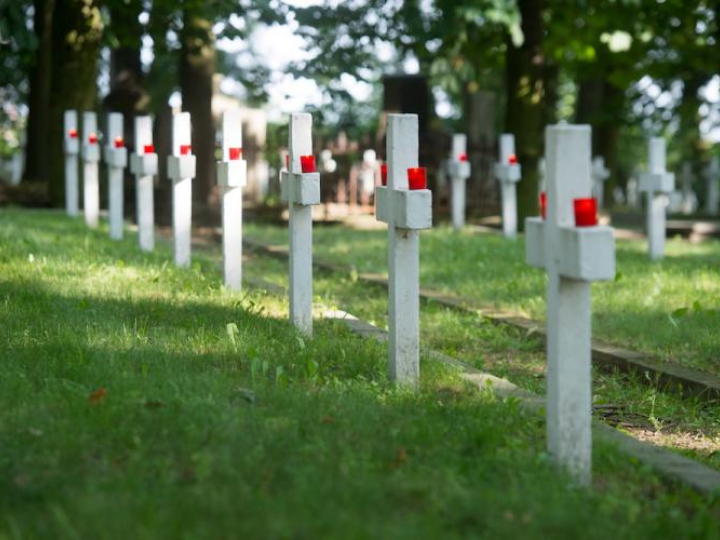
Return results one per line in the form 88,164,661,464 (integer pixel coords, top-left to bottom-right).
226,322,239,347
88,387,107,405
296,336,306,350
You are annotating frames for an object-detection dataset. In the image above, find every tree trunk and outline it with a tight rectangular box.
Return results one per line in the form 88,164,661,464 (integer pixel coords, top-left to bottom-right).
47,0,103,206
24,0,55,184
180,10,216,213
504,0,544,227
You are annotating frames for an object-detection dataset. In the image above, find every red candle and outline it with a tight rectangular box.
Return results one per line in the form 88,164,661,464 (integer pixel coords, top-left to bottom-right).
68,129,78,139
229,147,242,160
285,154,290,170
300,155,316,173
88,133,98,144
459,153,468,162
180,144,192,155
508,154,518,165
381,163,387,186
539,191,547,220
114,136,124,148
573,197,598,227
407,167,427,190
144,144,155,154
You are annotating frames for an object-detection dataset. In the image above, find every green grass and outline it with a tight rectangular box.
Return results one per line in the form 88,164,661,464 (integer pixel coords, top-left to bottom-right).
246,222,720,377
3,208,720,538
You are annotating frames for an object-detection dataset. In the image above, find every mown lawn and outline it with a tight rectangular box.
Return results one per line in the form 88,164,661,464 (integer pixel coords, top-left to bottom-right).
246,222,720,377
2,208,720,538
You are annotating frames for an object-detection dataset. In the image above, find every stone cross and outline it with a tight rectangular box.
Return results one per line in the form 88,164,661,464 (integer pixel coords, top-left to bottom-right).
494,133,521,238
679,161,698,215
447,133,471,230
81,111,101,228
129,116,157,252
167,112,196,267
104,112,127,240
591,156,610,209
704,156,720,216
375,114,432,388
63,110,80,217
525,124,615,485
639,138,674,260
280,113,321,336
216,110,247,291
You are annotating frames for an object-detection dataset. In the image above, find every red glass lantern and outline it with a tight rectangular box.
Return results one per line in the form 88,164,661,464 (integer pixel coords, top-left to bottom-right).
407,167,427,190
300,155,316,173
573,198,598,227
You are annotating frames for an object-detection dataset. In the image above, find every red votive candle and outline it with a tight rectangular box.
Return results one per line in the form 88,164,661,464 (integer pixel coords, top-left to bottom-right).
459,153,469,162
114,136,124,148
143,144,155,154
381,163,387,186
407,167,427,190
539,191,547,220
574,197,598,227
300,155,316,173
180,144,192,155
508,154,518,165
285,154,290,170
88,133,98,144
68,129,78,139
229,147,242,160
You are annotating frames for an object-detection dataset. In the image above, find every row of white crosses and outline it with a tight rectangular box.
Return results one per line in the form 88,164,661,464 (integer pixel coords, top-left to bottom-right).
526,124,616,485
64,110,248,289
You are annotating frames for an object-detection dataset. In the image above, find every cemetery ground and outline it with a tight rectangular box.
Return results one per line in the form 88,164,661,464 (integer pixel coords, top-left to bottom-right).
0,213,718,536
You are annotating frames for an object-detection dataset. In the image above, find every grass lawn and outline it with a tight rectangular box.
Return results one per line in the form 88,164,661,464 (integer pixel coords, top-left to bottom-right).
2,208,720,537
246,222,720,378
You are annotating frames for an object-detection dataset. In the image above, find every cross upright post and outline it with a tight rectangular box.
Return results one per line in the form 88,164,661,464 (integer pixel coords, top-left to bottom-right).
447,133,471,230
639,137,674,260
81,111,101,228
216,110,247,291
129,116,157,252
63,110,80,217
494,133,522,238
591,156,610,210
704,156,720,216
167,112,196,268
280,113,321,336
374,114,432,388
104,112,127,240
525,124,616,485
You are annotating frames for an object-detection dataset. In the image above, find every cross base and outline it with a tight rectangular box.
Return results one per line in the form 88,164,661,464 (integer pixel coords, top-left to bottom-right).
130,154,158,176
494,163,522,183
64,140,79,155
447,161,471,180
104,147,127,169
82,144,101,163
217,160,247,188
167,155,197,181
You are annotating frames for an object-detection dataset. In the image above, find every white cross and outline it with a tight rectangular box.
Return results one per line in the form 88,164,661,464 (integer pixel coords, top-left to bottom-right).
639,137,674,260
167,112,196,267
525,124,615,485
446,133,471,230
104,112,127,240
494,133,521,238
63,110,80,217
374,114,432,388
129,116,157,252
217,109,248,291
280,113,321,336
81,111,100,229
591,156,610,210
704,156,720,216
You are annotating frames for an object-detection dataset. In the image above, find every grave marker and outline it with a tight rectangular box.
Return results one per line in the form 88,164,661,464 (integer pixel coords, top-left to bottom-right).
494,133,521,238
639,138,674,260
104,112,127,240
167,112,196,267
704,156,720,216
63,110,80,216
280,113,321,336
129,116,157,252
679,161,698,215
591,156,610,209
525,124,616,485
81,112,100,228
216,110,247,291
375,114,432,388
447,134,471,230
